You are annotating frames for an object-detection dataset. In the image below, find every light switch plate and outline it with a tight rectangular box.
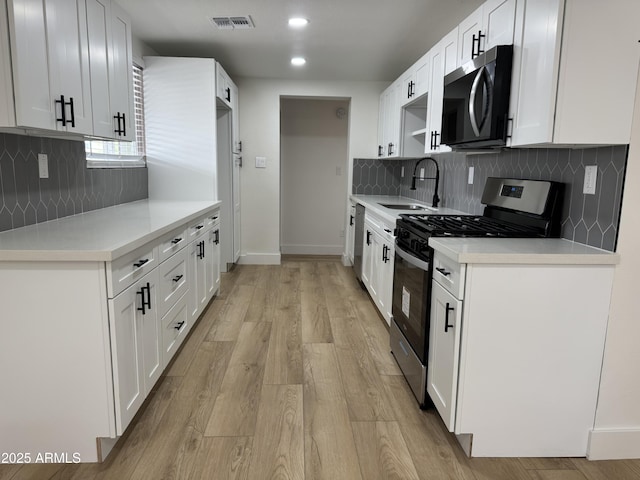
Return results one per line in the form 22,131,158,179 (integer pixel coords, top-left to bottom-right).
584,165,597,195
38,153,49,179
255,156,267,168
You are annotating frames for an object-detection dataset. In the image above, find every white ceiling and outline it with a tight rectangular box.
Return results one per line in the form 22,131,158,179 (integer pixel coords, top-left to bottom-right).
124,0,485,82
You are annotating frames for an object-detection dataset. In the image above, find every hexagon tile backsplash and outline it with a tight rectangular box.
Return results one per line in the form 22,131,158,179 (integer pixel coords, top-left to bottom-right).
0,132,148,232
353,145,628,252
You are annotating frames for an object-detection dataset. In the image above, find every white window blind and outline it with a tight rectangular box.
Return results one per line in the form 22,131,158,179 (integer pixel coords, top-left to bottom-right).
86,64,146,168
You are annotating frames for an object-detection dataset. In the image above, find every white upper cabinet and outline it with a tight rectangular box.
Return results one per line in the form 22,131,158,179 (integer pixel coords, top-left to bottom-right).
107,0,134,141
86,0,134,140
0,0,133,139
509,0,640,147
458,0,517,66
5,0,93,134
216,62,233,109
376,79,402,158
400,50,431,108
425,28,457,154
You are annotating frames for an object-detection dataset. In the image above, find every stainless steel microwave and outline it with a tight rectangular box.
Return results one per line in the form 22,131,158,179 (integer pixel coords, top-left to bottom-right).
441,45,513,149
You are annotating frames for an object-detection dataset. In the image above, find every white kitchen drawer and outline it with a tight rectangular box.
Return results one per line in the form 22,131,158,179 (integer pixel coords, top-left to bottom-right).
433,252,466,299
157,248,188,319
157,226,189,263
187,214,212,242
107,242,159,298
205,210,220,230
161,293,188,368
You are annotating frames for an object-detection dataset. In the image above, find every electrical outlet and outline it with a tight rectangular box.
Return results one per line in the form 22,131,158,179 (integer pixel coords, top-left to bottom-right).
468,166,474,185
401,166,404,177
420,167,425,179
38,154,49,179
584,165,597,195
339,229,345,238
255,156,267,168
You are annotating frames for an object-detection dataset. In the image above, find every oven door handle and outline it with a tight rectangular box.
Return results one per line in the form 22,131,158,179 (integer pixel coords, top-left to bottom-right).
395,244,430,271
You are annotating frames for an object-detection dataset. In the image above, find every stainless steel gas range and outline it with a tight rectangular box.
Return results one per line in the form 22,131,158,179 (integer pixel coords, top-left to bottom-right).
390,177,563,407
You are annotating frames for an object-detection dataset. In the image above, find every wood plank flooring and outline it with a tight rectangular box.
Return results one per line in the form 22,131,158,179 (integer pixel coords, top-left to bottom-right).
2,257,640,480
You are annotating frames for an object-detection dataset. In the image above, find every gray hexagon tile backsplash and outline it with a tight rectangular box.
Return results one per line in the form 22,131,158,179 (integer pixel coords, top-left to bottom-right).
353,146,628,252
0,133,148,232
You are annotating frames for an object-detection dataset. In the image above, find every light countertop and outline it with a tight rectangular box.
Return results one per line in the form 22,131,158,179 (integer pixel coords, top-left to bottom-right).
0,200,221,262
430,237,620,265
350,195,467,224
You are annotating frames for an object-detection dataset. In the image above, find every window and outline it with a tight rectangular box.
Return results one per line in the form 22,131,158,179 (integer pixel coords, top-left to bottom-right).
86,64,146,168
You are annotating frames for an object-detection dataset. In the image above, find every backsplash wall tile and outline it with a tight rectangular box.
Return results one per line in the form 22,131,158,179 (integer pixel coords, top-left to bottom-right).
0,132,148,232
353,145,628,251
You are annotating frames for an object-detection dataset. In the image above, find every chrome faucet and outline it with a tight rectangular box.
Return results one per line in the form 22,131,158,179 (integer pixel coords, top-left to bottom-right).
410,157,440,208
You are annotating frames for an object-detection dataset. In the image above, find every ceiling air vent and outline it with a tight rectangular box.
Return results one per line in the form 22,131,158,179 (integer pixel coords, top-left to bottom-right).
210,16,254,30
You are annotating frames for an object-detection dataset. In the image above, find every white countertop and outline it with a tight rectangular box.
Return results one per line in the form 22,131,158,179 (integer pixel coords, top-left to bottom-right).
430,237,620,265
0,200,221,262
350,195,467,224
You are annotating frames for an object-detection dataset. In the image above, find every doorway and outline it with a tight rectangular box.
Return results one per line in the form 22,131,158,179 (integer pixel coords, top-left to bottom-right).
280,97,350,255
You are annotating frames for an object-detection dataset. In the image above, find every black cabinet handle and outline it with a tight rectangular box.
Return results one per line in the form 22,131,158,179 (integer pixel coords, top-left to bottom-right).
435,267,451,276
214,229,220,245
472,30,486,59
407,82,412,99
433,131,440,149
349,215,354,226
68,97,75,127
133,258,149,268
137,283,151,314
445,303,454,332
174,321,185,330
195,225,204,231
55,95,67,126
366,230,371,245
411,80,415,97
172,275,183,283
382,244,390,263
225,87,231,102
197,240,205,259
171,238,182,245
114,112,126,136
238,140,242,152
121,113,126,136
378,145,383,157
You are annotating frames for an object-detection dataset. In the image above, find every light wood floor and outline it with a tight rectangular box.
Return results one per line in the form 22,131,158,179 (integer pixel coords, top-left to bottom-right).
2,257,640,480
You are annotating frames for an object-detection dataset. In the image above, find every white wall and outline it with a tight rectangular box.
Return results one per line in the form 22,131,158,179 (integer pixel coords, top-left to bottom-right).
281,98,349,255
236,79,387,264
589,77,640,460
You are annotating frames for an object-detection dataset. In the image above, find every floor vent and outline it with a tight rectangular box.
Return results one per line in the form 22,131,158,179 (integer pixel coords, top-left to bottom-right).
210,16,254,30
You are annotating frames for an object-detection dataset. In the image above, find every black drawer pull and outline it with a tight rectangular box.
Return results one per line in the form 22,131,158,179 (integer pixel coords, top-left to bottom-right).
195,225,204,230
172,275,183,283
133,259,149,268
174,321,185,330
171,238,182,245
214,229,220,245
435,267,450,276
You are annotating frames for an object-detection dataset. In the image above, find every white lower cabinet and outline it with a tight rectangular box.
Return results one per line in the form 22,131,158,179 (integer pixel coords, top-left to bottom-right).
109,269,161,434
362,211,395,325
427,280,463,431
426,248,616,457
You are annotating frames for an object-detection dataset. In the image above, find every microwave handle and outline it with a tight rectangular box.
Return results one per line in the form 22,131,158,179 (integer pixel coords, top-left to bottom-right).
469,66,492,137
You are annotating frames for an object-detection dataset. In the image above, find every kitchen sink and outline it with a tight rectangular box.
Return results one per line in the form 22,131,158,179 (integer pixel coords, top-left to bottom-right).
378,203,436,211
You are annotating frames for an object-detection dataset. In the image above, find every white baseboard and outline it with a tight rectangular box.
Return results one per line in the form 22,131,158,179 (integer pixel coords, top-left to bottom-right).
588,428,640,460
280,244,343,256
237,253,281,265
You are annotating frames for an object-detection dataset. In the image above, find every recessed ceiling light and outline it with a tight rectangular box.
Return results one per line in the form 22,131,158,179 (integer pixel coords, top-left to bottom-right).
291,57,306,66
288,17,309,28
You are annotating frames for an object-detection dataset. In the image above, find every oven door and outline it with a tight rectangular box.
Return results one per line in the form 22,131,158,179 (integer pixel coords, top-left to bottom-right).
391,243,432,363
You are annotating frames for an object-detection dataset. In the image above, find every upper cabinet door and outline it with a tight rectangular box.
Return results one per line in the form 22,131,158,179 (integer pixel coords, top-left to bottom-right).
86,0,113,138
457,0,517,67
45,0,93,134
109,0,134,141
216,63,232,108
413,51,431,99
483,0,517,50
457,6,482,66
